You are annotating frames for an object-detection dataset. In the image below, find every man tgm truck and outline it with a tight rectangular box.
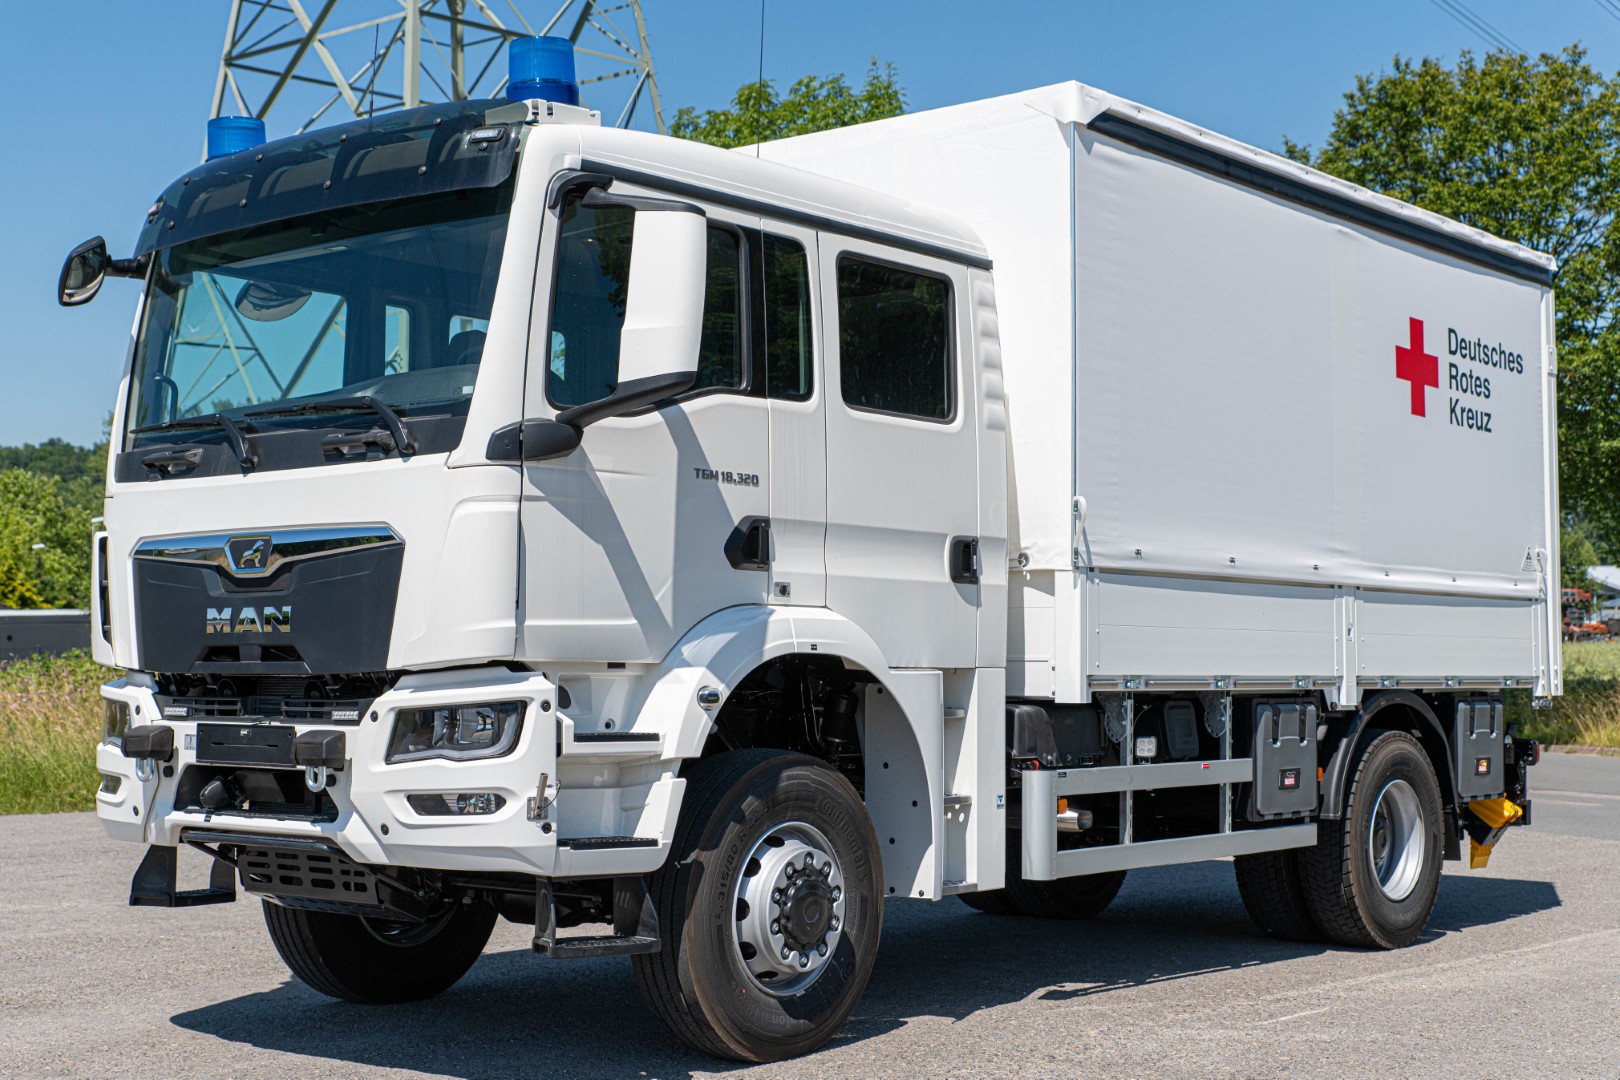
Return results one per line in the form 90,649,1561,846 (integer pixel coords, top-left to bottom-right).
64,46,1553,1060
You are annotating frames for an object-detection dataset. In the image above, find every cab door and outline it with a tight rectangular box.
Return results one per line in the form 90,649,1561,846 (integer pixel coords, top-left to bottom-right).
820,239,980,669
756,221,826,608
518,185,770,662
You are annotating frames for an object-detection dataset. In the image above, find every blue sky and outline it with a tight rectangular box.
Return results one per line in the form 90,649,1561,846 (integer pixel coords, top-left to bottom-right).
1,0,1611,446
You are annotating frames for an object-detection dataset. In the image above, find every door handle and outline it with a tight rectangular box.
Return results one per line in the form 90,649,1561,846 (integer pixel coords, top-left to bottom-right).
726,516,771,571
949,536,980,585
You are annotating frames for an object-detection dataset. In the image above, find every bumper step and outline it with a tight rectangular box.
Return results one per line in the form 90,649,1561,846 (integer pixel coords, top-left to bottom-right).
129,844,237,907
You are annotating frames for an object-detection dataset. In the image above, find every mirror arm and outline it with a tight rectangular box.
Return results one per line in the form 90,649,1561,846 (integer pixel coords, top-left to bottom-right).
555,371,698,428
578,185,706,217
106,254,150,279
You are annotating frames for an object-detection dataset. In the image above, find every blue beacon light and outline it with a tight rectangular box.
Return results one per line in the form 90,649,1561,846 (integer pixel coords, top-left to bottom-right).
206,116,267,161
507,36,579,104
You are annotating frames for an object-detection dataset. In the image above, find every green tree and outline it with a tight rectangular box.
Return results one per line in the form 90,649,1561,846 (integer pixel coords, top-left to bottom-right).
0,469,99,610
1284,46,1620,543
671,60,905,149
0,437,105,485
1563,516,1603,590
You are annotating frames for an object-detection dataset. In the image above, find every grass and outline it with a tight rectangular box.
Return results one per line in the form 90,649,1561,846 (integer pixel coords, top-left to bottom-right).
0,640,1617,816
1506,638,1620,750
0,651,112,814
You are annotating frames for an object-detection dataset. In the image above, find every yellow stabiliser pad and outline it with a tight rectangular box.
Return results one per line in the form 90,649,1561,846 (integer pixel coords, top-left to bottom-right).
1467,798,1525,868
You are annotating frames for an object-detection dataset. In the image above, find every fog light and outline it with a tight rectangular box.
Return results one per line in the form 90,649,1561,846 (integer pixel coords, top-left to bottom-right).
387,701,525,763
407,792,507,816
1134,736,1158,760
99,772,122,795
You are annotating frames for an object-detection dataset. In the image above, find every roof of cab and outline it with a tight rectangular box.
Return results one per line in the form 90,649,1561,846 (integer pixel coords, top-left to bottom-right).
569,124,992,269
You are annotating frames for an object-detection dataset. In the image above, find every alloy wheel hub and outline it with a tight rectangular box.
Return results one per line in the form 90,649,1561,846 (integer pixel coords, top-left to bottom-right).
732,822,845,995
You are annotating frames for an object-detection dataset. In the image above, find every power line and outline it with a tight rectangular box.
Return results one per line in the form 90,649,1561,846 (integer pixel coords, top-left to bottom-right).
1428,0,1525,54
1594,0,1620,25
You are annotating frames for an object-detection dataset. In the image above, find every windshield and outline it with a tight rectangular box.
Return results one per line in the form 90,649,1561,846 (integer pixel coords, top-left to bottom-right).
126,183,512,449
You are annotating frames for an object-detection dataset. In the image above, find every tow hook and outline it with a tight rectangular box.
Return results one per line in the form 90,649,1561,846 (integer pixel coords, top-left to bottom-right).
1463,797,1525,868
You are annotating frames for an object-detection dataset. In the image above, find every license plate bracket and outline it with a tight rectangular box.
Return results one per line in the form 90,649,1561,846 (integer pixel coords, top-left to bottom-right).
195,722,297,767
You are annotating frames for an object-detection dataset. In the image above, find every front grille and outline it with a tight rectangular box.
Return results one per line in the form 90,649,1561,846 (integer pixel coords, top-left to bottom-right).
159,694,367,724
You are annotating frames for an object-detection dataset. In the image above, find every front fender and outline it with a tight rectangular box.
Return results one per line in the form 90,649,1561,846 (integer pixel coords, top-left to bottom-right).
633,605,896,760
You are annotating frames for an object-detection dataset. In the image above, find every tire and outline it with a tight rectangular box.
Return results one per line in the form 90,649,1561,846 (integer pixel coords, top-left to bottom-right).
964,829,1125,920
633,750,883,1063
1298,730,1445,949
1234,850,1322,942
957,888,1017,915
262,895,497,1004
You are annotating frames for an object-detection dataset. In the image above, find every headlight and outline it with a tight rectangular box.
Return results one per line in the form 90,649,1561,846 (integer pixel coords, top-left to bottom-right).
103,699,131,744
386,701,525,763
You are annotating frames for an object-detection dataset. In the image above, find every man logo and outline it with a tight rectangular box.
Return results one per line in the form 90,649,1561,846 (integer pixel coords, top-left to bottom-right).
225,535,273,575
206,606,292,634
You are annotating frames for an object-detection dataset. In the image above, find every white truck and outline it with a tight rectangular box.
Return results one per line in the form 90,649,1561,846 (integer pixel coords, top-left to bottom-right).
64,56,1553,1062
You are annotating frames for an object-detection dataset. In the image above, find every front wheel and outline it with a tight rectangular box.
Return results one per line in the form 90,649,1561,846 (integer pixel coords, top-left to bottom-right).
634,750,883,1062
262,894,496,1003
1297,729,1444,949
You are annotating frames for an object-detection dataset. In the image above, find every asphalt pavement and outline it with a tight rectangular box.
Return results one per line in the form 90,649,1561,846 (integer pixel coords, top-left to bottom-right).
1,753,1616,1079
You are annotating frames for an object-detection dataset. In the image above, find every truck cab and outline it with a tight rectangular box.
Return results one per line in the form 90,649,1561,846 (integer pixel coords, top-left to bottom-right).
77,91,1006,1061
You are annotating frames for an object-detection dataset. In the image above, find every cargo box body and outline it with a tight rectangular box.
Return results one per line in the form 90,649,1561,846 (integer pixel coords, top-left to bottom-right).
761,83,1561,703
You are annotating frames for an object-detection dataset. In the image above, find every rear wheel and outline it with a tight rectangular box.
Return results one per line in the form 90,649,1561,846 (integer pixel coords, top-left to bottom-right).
262,895,496,1003
960,829,1125,920
1298,730,1444,949
634,750,883,1062
1234,850,1322,942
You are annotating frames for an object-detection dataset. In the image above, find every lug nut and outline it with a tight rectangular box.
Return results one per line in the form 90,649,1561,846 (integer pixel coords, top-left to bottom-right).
771,920,780,933
804,852,814,866
823,862,832,876
829,916,839,930
832,887,842,900
771,888,782,903
785,866,795,879
818,942,828,956
799,953,809,968
781,947,790,959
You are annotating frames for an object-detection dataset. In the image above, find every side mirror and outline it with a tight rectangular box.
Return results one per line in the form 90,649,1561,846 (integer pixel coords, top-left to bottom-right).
59,236,110,306
554,200,707,428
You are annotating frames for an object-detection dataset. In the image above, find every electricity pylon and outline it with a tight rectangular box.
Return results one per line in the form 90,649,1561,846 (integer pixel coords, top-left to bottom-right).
209,0,665,135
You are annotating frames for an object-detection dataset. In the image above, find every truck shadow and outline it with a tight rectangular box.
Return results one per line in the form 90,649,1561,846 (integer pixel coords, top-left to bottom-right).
169,860,1559,1078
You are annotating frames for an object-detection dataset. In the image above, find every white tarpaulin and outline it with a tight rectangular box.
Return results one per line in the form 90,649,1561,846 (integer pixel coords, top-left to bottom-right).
761,83,1557,599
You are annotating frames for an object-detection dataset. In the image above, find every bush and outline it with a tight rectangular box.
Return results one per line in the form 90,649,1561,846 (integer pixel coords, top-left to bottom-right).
1506,639,1620,749
0,651,112,814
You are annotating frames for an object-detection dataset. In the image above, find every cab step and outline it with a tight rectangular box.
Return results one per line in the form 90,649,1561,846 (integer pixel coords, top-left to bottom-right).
533,876,660,959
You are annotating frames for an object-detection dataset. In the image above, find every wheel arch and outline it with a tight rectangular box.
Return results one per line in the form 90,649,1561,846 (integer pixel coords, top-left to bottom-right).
629,605,944,899
1320,690,1458,820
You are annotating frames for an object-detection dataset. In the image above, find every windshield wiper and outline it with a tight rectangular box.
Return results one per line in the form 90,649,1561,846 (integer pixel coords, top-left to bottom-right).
245,396,417,455
130,412,256,470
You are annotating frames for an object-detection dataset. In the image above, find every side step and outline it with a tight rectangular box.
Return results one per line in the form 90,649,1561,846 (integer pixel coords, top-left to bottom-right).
557,835,658,850
533,876,660,959
129,844,237,907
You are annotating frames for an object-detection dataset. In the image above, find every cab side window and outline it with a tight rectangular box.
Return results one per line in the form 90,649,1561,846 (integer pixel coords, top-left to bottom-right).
835,256,952,421
547,190,745,407
763,234,812,401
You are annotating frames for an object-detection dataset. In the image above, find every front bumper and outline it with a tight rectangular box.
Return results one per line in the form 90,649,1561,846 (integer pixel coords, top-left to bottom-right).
97,666,681,878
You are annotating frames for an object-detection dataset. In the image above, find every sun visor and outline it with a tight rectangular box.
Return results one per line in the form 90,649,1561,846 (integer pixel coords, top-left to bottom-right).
136,99,526,257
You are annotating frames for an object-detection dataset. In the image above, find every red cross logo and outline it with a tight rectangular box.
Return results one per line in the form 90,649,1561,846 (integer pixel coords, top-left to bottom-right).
1395,317,1439,417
